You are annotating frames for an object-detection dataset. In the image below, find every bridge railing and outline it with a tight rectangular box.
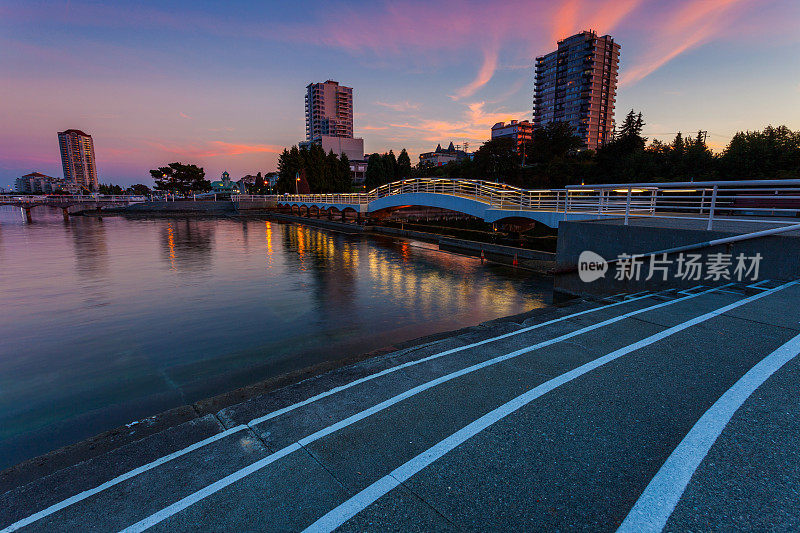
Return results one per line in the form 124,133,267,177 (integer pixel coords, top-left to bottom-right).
236,178,800,229
0,195,147,204
565,180,800,228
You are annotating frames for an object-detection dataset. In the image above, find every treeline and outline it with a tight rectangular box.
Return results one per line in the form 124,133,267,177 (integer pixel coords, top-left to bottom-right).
365,149,412,189
276,144,352,193
99,183,153,195
417,112,800,188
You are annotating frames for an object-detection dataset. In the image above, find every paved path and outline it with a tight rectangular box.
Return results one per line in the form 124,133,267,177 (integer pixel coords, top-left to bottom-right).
3,281,800,532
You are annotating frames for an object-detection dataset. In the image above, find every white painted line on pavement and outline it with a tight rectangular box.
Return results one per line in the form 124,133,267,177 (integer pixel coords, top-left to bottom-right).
618,330,800,533
119,285,735,532
679,286,706,295
2,292,660,533
302,280,799,533
746,279,771,290
119,444,302,533
246,293,658,427
0,424,250,533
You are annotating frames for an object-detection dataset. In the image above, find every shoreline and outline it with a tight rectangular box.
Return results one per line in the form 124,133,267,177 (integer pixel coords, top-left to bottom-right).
0,290,602,493
1,208,557,487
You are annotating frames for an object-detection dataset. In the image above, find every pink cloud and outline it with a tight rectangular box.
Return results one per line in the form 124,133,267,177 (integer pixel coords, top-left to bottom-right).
148,140,284,158
374,101,421,112
387,101,529,143
450,43,500,100
551,0,581,43
621,0,752,86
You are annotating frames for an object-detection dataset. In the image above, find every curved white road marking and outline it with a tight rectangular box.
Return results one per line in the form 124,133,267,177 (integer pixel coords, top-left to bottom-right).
0,425,249,533
247,292,654,426
618,331,800,533
2,293,658,532
120,284,740,532
302,280,798,533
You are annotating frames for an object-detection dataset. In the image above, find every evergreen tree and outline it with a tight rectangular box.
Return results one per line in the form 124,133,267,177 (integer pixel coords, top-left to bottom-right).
397,149,412,179
383,150,398,184
364,153,385,190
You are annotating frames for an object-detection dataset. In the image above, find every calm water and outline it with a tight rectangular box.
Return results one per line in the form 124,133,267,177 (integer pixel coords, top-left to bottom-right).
0,206,550,469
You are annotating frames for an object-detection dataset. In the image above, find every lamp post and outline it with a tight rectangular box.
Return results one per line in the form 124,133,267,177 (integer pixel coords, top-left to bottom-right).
295,172,300,195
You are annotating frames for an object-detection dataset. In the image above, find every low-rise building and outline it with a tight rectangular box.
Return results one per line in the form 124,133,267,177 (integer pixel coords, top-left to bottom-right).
13,172,79,194
491,120,533,149
299,135,365,162
210,171,246,195
418,142,469,167
350,159,368,184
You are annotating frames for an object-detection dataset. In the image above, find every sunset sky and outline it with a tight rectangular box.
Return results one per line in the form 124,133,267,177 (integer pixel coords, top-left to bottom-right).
2,0,799,186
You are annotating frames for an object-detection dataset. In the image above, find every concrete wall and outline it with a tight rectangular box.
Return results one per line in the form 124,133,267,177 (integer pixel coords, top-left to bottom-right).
124,201,235,213
439,238,555,272
236,198,277,210
555,220,800,299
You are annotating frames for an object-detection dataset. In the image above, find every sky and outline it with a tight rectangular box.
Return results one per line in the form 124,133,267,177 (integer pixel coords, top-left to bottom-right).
1,0,799,187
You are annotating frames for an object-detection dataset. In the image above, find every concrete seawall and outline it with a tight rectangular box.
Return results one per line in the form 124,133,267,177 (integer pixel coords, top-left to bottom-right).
254,215,556,272
555,218,800,299
369,226,556,272
123,201,236,214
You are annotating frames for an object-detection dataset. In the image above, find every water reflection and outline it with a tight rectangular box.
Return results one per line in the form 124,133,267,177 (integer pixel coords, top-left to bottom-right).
69,217,109,279
159,219,215,271
0,212,550,470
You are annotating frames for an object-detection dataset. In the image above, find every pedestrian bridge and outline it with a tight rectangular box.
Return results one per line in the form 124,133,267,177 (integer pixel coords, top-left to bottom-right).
242,179,631,228
237,178,800,229
0,194,147,222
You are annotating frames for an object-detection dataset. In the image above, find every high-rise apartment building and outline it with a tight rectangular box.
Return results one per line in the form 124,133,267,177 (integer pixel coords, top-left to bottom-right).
533,31,620,150
305,80,354,140
301,80,364,166
58,129,98,191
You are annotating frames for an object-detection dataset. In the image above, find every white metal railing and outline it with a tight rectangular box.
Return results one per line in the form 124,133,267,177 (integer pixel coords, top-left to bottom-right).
235,178,800,229
565,179,800,229
0,194,147,204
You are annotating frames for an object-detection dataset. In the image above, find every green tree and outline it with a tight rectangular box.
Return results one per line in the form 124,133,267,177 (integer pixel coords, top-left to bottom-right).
98,183,123,195
364,153,385,190
150,162,210,195
275,145,354,193
592,110,649,182
473,138,519,183
127,183,152,195
720,125,800,179
383,150,398,184
529,121,583,163
397,149,412,179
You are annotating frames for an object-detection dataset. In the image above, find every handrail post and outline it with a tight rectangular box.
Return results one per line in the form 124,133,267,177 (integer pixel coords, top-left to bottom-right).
707,185,718,230
624,187,631,225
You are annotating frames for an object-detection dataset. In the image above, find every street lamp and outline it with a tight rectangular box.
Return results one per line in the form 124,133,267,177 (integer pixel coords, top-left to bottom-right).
295,172,300,195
